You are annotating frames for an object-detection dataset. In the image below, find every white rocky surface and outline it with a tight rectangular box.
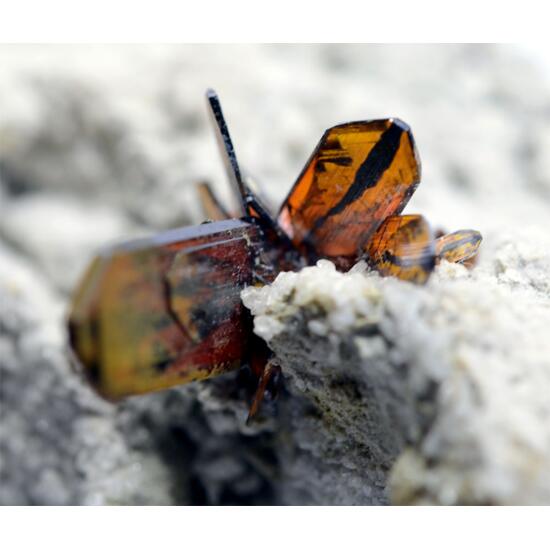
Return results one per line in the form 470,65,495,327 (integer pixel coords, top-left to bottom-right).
243,248,550,504
1,44,550,505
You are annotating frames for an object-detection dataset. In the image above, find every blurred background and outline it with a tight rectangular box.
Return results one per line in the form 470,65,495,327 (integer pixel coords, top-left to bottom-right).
1,44,550,505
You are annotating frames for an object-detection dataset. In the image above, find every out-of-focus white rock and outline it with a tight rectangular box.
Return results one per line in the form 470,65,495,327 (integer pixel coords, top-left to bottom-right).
2,45,550,234
0,192,135,292
243,230,550,505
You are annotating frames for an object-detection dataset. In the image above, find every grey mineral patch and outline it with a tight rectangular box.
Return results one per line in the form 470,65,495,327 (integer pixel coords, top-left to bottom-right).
1,44,550,505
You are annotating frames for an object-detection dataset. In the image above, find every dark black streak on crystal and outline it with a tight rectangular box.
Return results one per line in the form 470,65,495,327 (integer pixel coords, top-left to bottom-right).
309,123,404,234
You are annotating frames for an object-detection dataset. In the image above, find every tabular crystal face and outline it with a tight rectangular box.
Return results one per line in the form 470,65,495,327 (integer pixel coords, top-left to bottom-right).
365,214,435,284
68,219,261,400
278,119,421,262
